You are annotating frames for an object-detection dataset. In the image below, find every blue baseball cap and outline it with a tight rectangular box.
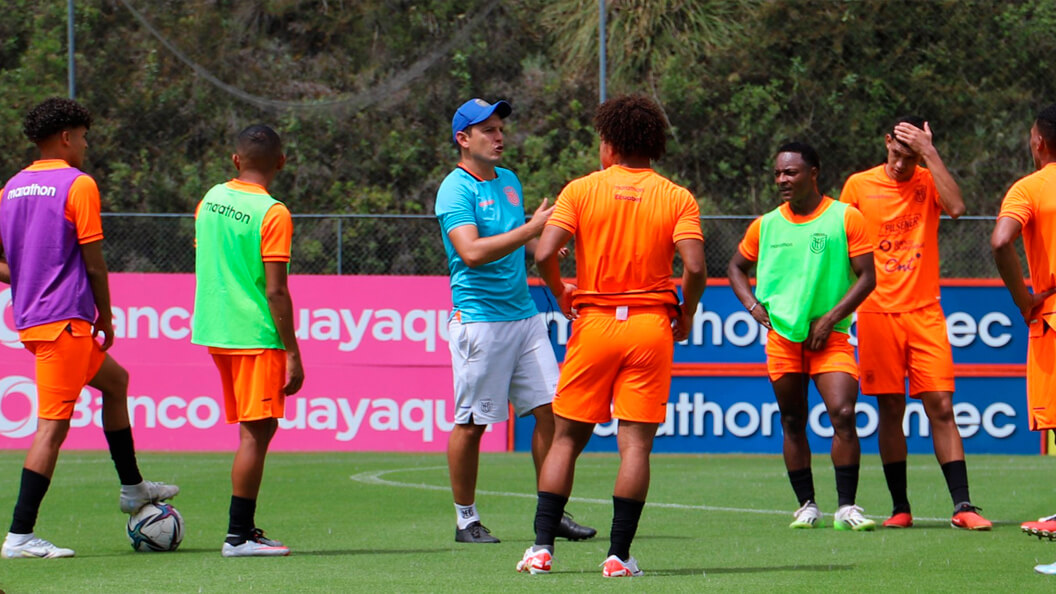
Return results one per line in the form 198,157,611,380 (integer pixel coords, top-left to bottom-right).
451,98,512,144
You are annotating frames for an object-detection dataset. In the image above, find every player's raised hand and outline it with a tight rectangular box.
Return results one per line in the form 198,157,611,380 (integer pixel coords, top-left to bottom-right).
284,351,305,395
94,313,114,351
527,198,557,235
893,121,935,156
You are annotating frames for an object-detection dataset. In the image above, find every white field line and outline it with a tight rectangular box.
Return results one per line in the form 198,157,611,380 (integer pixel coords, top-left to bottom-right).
349,465,955,523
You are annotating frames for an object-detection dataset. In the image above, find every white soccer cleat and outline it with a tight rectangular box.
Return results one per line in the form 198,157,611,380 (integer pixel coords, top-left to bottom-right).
1036,561,1056,575
2,534,75,559
601,554,643,577
833,505,877,532
221,529,289,557
789,501,821,529
516,546,553,574
120,480,180,514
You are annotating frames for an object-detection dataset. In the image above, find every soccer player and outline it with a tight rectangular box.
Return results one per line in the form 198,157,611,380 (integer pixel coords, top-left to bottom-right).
191,124,303,557
0,98,178,559
435,98,594,544
728,142,877,532
517,94,706,578
991,103,1056,575
840,117,990,530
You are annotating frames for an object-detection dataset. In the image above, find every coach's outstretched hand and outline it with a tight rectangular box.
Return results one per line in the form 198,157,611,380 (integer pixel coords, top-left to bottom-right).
527,198,557,236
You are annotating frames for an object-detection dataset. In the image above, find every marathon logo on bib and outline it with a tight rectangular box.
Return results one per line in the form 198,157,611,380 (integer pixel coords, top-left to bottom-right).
504,187,520,206
4,183,57,199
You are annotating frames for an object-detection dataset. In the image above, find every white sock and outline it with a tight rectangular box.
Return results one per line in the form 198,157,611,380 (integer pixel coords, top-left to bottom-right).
5,532,33,546
455,503,479,530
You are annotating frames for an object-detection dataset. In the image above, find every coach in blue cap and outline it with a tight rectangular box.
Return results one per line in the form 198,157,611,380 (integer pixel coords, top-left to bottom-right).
434,98,596,544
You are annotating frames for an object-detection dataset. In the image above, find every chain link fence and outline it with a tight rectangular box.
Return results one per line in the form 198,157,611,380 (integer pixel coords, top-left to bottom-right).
101,213,1006,278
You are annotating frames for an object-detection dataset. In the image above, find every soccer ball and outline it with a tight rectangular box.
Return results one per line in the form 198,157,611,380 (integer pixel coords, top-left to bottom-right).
127,502,184,552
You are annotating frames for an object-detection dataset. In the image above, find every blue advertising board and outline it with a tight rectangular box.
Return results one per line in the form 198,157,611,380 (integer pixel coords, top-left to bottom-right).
519,283,1033,454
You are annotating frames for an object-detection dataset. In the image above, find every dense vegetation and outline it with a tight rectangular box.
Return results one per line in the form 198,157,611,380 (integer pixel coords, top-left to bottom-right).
0,1,1053,273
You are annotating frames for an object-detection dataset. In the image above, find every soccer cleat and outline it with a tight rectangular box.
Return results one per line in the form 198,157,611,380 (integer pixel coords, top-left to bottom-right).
1021,514,1056,540
516,546,553,574
601,554,644,577
833,505,877,532
789,501,821,529
1036,561,1056,575
2,535,75,559
455,521,500,543
556,512,597,541
221,529,289,557
120,480,180,514
882,512,914,528
951,505,992,531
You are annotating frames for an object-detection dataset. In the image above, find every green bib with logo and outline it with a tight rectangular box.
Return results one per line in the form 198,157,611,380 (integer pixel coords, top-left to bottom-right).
191,183,286,349
756,199,856,342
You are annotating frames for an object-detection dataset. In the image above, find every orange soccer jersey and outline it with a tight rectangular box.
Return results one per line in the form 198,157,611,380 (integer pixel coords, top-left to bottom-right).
839,164,944,313
547,165,703,308
998,162,1056,429
547,165,702,424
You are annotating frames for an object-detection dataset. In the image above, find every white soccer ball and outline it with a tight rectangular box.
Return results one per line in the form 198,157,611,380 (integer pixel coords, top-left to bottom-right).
127,502,184,552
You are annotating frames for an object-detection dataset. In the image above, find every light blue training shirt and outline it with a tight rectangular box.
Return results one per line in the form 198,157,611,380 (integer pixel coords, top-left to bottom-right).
435,166,538,322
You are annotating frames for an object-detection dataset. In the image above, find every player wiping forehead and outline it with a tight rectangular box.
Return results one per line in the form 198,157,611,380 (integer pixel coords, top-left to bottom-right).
0,98,178,560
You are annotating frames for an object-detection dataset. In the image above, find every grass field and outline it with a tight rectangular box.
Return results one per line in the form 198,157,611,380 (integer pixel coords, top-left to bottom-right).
1,450,1055,592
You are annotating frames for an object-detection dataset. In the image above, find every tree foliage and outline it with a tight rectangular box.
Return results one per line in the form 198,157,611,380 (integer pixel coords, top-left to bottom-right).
0,0,1054,223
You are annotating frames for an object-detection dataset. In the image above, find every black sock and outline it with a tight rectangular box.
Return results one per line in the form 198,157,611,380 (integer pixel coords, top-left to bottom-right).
227,495,257,544
882,461,911,514
10,468,51,534
104,427,143,486
788,468,815,506
608,496,645,561
533,491,568,548
834,464,860,508
941,460,971,507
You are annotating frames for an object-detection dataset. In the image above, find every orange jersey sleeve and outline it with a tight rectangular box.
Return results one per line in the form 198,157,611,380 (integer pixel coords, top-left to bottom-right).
64,175,103,244
737,217,763,262
547,182,580,234
261,203,293,262
672,190,704,243
997,181,1033,228
844,206,873,258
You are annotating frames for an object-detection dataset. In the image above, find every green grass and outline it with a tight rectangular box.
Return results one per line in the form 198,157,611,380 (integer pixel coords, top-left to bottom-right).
0,451,1055,592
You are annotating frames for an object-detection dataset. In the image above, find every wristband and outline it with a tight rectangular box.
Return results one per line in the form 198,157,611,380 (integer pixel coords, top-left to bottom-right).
748,302,760,313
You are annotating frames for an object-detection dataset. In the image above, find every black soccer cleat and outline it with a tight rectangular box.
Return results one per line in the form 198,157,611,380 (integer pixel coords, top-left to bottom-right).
455,521,500,543
556,512,597,541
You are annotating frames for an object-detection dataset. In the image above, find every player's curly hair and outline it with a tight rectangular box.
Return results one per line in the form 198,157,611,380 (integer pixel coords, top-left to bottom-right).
1036,103,1056,148
22,98,92,143
593,94,668,161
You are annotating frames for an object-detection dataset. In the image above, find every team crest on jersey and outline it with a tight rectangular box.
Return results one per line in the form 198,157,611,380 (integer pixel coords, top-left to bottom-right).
504,186,520,206
809,233,828,254
913,187,926,203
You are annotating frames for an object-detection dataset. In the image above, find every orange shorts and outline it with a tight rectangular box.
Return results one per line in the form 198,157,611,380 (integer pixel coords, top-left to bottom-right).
764,330,858,381
210,348,287,423
553,306,673,424
24,325,106,420
856,303,955,397
1026,318,1056,431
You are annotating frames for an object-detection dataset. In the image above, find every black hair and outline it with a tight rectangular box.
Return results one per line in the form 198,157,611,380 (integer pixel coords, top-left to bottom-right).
236,124,283,169
1036,104,1056,148
22,98,92,143
775,141,820,170
593,94,668,161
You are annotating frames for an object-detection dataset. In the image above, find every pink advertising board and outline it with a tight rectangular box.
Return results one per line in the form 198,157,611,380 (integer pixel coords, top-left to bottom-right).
0,274,509,452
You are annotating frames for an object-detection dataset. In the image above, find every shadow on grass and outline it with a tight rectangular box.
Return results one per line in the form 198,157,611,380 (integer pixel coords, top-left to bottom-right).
649,564,854,576
295,548,450,557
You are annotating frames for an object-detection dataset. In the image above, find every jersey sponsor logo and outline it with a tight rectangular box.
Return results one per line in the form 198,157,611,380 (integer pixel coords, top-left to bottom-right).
478,199,494,208
878,239,925,252
504,186,520,206
203,201,252,224
768,242,793,249
4,183,57,199
879,213,921,237
883,253,922,273
809,233,828,254
614,193,641,202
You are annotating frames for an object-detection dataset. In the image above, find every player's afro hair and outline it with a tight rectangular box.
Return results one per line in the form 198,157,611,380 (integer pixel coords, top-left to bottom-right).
776,141,820,170
1036,103,1056,148
22,98,92,143
593,94,668,161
